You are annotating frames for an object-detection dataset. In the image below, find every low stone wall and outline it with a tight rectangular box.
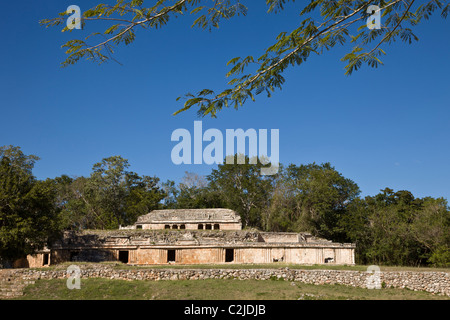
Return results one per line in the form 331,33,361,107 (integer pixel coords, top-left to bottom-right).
5,265,449,296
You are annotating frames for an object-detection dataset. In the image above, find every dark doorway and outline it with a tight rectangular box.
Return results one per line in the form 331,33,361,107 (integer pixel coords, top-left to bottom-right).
119,251,129,264
205,224,212,230
225,249,234,262
180,224,186,229
70,251,79,261
136,225,143,229
164,225,170,229
214,224,220,230
167,250,176,263
43,253,49,265
198,224,204,230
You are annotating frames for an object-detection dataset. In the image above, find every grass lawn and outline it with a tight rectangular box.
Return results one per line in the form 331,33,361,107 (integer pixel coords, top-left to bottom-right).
16,278,450,300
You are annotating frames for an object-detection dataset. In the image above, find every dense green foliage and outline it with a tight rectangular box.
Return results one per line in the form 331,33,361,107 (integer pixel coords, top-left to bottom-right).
41,0,449,117
1,145,449,267
266,163,360,240
54,156,166,230
0,146,61,260
343,189,450,266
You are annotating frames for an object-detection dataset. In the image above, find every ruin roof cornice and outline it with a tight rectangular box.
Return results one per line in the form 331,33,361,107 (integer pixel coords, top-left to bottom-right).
136,208,242,224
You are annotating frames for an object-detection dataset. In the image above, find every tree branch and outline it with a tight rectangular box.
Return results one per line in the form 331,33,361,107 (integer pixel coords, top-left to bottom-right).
367,0,415,56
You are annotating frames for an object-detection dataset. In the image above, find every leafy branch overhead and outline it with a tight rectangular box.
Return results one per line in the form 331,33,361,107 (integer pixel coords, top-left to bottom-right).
41,0,449,117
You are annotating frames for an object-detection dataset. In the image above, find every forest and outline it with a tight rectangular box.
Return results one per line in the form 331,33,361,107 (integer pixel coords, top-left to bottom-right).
0,145,448,267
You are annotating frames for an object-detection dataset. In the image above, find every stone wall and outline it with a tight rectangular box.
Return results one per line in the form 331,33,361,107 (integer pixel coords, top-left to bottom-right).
137,222,241,231
55,230,263,247
259,233,300,243
47,230,355,266
5,264,449,296
47,246,355,266
133,209,242,231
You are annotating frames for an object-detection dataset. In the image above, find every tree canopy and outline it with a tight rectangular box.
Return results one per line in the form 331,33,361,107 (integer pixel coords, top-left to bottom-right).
0,146,61,261
41,0,449,117
342,188,450,266
55,156,166,230
266,162,360,240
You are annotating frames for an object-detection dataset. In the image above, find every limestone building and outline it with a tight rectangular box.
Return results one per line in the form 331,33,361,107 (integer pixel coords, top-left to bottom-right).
19,209,355,268
123,208,242,231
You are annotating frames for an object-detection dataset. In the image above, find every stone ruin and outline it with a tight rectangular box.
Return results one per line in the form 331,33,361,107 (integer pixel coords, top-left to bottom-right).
16,209,355,268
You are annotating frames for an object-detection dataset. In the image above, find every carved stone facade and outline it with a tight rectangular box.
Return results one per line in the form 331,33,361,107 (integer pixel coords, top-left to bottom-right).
120,209,242,231
20,209,355,267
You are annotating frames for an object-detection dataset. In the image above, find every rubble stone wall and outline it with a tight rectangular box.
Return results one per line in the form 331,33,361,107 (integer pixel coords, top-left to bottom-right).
6,264,449,296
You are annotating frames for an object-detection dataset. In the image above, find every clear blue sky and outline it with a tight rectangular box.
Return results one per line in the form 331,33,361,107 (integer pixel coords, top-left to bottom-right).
1,1,449,200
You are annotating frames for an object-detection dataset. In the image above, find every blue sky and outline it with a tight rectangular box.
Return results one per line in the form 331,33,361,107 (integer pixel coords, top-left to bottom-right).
1,1,449,200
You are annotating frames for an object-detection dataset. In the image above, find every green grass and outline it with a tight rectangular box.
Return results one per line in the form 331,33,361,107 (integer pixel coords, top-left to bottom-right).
16,278,450,300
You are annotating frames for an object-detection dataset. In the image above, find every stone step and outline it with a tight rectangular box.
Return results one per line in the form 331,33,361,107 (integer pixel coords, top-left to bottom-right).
0,273,35,299
0,287,23,293
0,284,22,289
0,293,24,299
0,281,33,286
